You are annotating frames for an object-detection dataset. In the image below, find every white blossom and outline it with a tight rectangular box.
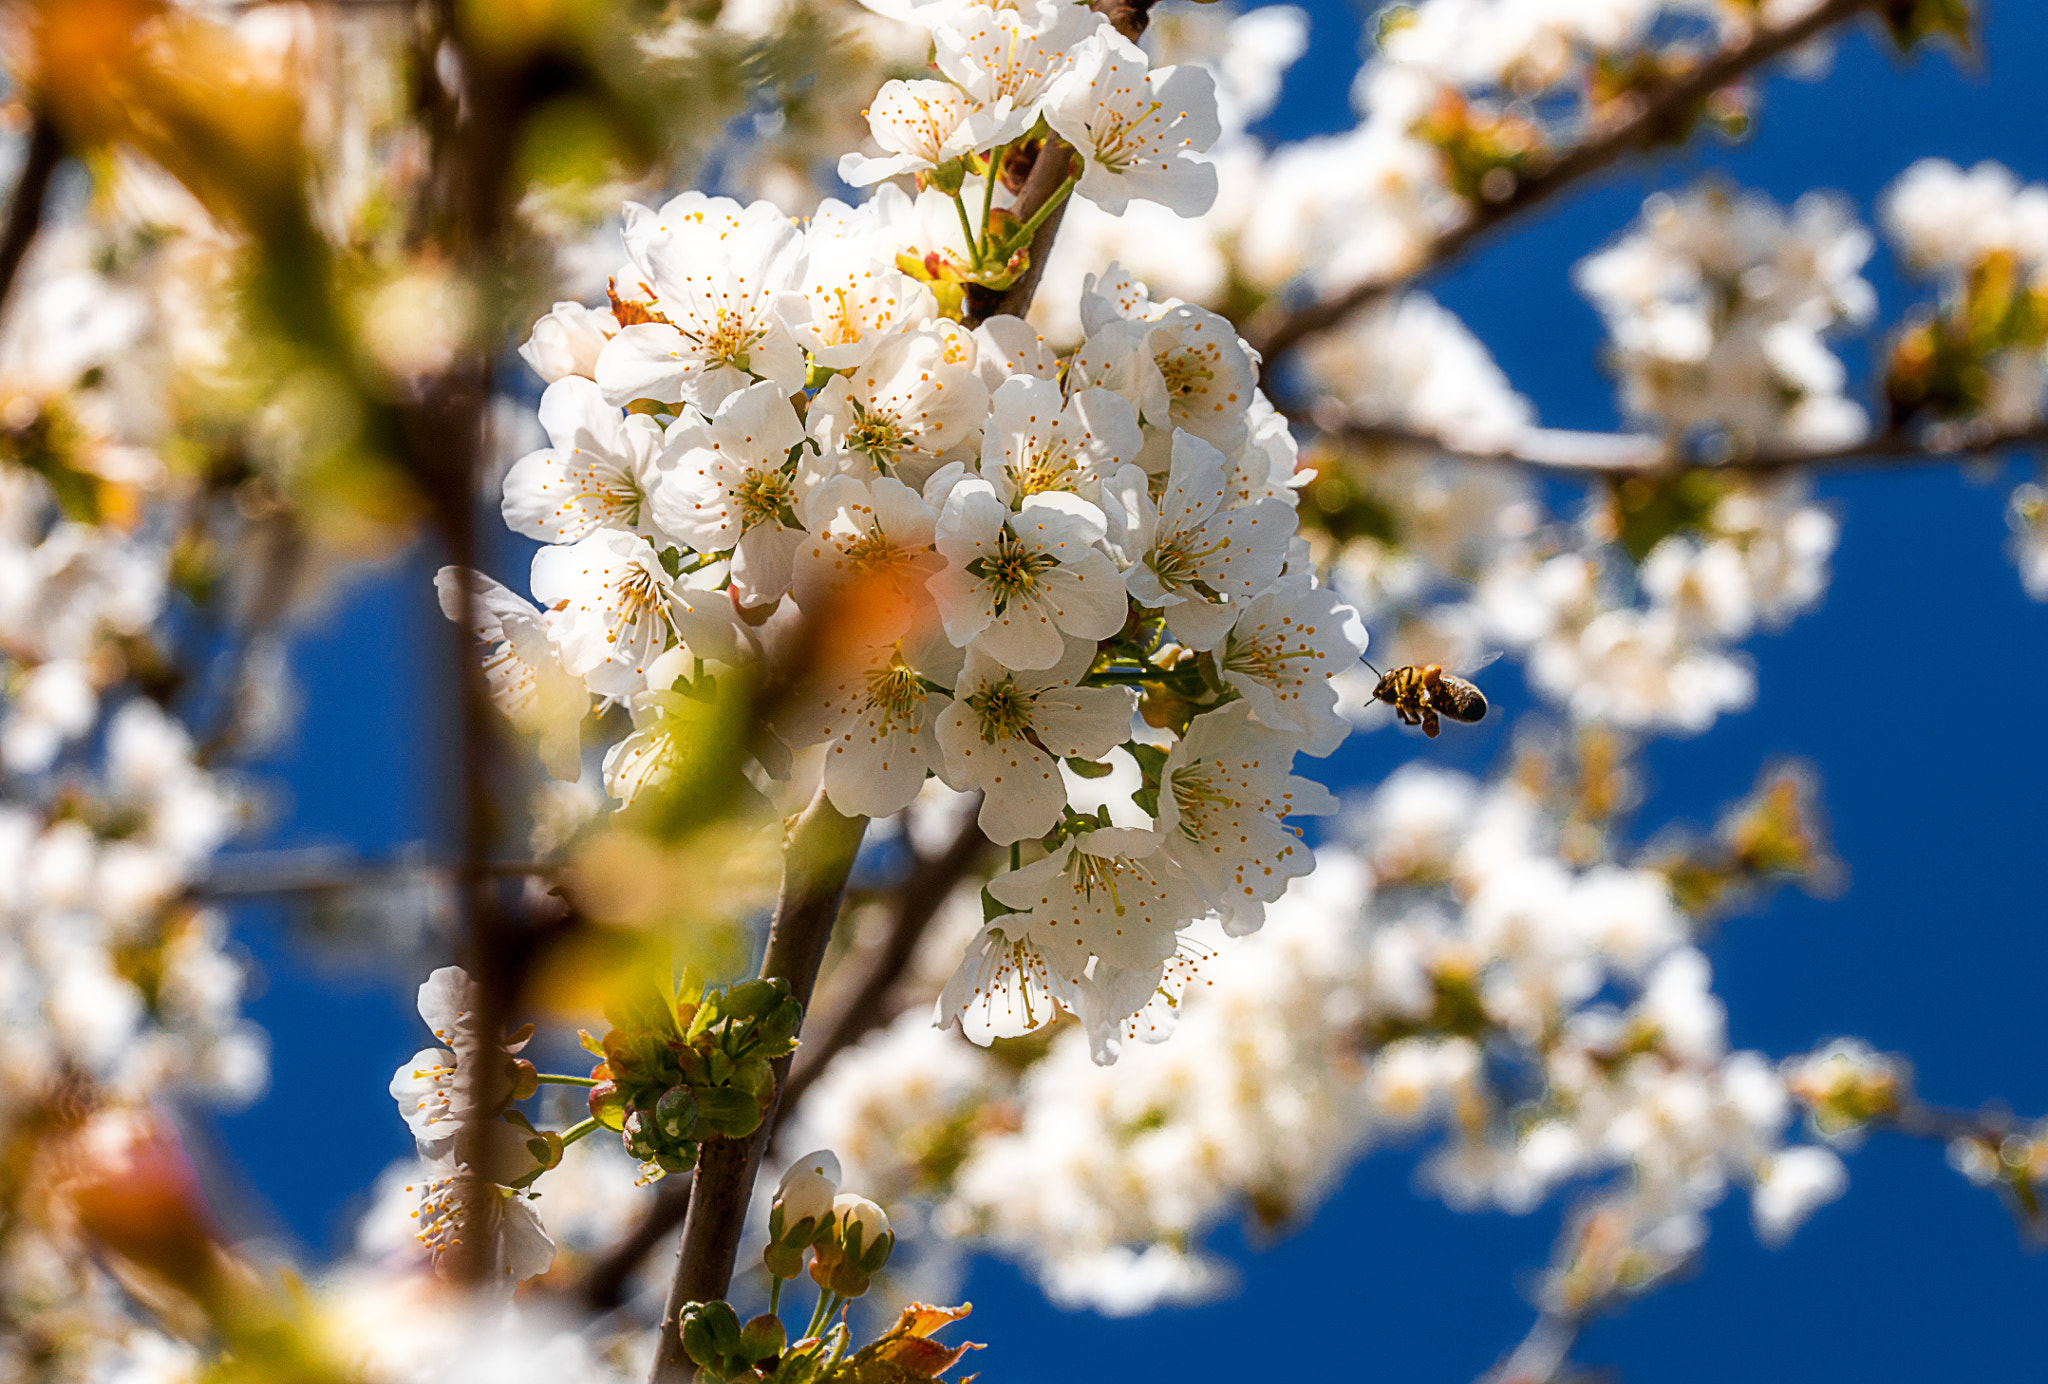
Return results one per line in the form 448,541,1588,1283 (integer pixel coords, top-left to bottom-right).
929,481,1128,669
935,639,1134,843
1044,30,1221,217
500,376,668,545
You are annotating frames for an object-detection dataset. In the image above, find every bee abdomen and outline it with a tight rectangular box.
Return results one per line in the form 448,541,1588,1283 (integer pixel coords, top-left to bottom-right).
1435,676,1488,723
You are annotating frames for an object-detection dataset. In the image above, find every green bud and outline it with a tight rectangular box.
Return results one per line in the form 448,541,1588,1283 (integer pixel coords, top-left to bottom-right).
761,997,804,1049
680,1301,742,1371
656,1085,699,1141
507,1058,539,1102
763,1240,805,1280
696,1085,765,1138
922,156,969,196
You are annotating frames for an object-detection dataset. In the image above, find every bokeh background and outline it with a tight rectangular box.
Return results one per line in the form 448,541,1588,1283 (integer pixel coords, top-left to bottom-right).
207,3,2048,1378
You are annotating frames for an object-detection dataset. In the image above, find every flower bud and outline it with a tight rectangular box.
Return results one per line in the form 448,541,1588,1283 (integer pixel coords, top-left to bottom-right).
823,1192,894,1295
775,1151,841,1228
680,1300,742,1373
832,1192,889,1255
655,1085,698,1141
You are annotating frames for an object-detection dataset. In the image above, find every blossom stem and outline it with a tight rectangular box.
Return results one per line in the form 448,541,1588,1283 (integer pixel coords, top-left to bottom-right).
980,141,1010,249
952,191,983,270
536,1073,599,1087
805,1289,840,1339
557,1116,601,1148
1012,171,1080,244
769,1277,782,1317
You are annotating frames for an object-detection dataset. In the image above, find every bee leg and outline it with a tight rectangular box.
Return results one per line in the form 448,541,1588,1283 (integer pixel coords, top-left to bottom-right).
1423,710,1440,738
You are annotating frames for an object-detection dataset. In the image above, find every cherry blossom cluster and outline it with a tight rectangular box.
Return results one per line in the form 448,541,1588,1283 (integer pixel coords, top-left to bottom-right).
787,743,1850,1316
1574,185,1877,454
458,6,1367,1061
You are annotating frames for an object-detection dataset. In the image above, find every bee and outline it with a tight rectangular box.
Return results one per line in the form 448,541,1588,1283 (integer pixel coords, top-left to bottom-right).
1365,653,1497,738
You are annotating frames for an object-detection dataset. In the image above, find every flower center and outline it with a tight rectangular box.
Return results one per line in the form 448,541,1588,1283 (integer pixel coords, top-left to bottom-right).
1146,532,1229,591
698,307,763,371
1084,100,1166,173
612,563,669,645
864,659,926,729
733,467,794,531
1223,630,1317,685
1157,344,1216,400
1169,761,1235,841
1068,849,1139,917
846,401,911,463
966,676,1033,743
1011,440,1081,499
965,529,1055,614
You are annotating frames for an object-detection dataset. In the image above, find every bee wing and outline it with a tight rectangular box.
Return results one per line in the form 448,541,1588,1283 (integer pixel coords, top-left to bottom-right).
1457,649,1504,678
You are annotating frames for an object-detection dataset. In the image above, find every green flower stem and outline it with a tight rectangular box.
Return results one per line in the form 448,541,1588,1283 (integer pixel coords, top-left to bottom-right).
980,141,1010,248
804,1288,840,1340
1011,170,1080,245
769,1277,783,1317
951,190,982,270
557,1116,602,1148
536,1073,598,1087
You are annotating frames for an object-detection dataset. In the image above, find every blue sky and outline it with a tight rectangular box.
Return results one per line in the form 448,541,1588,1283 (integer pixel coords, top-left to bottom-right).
211,3,2048,1378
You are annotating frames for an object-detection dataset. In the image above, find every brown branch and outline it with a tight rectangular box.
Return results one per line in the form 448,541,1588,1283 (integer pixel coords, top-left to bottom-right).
648,790,870,1384
960,0,1154,327
777,802,989,1129
1318,419,2048,479
1242,0,1888,364
578,1174,693,1314
0,111,63,330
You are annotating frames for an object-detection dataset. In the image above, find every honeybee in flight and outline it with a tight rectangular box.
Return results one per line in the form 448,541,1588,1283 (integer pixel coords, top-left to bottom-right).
1365,652,1498,738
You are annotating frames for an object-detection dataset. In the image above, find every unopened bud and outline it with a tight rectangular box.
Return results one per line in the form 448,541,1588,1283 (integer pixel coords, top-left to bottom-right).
831,1192,891,1267
775,1150,841,1227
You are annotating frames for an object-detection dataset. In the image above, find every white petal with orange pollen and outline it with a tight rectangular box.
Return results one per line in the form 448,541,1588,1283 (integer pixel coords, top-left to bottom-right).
1044,31,1221,217
840,79,983,186
934,640,1133,844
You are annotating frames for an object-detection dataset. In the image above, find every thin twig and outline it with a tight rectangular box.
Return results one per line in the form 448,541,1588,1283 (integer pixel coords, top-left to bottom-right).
0,111,63,329
1317,419,2048,478
648,790,870,1384
578,1175,693,1314
1474,1310,1587,1384
191,848,554,898
1242,0,1888,364
777,803,989,1131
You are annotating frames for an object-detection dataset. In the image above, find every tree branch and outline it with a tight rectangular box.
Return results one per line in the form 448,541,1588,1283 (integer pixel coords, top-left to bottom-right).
960,0,1153,327
572,805,984,1314
0,111,63,330
776,802,989,1130
1316,418,2048,479
1242,0,1887,364
648,790,870,1384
